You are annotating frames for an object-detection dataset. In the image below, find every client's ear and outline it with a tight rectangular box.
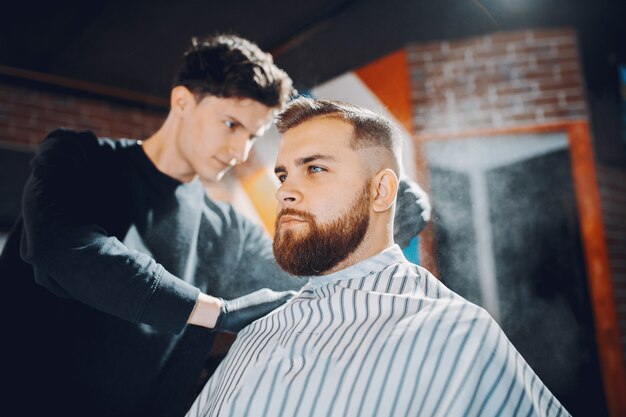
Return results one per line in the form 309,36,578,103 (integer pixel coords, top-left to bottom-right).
371,169,398,213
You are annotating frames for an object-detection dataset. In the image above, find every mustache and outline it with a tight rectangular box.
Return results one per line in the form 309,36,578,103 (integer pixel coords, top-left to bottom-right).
276,208,316,225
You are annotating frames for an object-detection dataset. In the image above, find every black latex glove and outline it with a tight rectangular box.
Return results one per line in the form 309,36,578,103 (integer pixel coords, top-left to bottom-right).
394,177,432,248
214,288,296,334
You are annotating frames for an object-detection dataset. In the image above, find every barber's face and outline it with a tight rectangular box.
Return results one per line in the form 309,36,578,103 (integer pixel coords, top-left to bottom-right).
177,95,274,183
272,117,372,276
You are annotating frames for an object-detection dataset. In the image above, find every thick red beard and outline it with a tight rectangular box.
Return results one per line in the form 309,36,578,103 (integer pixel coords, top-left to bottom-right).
272,183,370,276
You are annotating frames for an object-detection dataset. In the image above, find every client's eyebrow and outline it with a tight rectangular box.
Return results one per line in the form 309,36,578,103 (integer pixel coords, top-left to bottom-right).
296,154,336,166
274,154,337,174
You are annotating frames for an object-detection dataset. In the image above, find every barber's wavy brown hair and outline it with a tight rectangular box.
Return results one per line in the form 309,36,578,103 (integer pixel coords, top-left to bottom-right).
275,97,403,174
173,34,295,109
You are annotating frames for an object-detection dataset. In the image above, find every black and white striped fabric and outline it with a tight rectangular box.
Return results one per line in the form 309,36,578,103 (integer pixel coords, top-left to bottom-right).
186,245,570,417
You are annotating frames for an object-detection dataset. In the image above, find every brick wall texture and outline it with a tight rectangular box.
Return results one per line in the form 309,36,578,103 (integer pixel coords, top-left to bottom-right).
407,28,626,362
0,82,166,148
407,28,587,133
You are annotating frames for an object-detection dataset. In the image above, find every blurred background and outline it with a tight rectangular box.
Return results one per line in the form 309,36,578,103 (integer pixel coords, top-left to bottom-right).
1,1,625,416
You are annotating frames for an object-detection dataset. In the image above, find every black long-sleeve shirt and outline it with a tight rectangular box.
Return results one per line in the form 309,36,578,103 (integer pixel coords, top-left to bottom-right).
1,128,298,417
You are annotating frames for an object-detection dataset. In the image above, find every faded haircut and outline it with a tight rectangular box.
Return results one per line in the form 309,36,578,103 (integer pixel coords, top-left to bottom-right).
275,97,403,174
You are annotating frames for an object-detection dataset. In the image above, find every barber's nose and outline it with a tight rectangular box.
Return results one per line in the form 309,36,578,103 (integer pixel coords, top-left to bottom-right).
228,134,253,164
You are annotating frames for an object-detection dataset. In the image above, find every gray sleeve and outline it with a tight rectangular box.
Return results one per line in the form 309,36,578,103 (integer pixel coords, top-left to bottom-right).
226,207,301,295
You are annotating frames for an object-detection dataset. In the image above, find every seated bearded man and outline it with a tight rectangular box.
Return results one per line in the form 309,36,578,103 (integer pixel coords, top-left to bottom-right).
185,98,570,417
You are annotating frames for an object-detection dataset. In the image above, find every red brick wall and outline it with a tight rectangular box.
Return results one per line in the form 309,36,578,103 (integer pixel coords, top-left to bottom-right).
407,28,626,364
0,81,166,149
408,28,587,133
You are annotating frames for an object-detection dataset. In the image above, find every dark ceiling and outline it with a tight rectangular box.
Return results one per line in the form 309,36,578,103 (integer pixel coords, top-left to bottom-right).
2,0,624,103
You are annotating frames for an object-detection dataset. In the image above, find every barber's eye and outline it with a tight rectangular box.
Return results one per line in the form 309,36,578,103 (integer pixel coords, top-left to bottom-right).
224,120,235,129
277,174,287,183
308,166,324,174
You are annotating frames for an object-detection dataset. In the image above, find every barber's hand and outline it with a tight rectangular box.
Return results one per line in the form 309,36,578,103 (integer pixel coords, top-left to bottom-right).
214,288,296,334
394,177,432,248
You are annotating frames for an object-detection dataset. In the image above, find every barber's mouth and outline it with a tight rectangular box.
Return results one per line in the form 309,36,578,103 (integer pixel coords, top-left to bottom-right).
213,158,236,171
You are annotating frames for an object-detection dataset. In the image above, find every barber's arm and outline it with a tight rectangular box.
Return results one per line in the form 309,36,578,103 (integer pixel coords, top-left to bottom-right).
393,176,431,248
24,131,294,336
20,130,199,334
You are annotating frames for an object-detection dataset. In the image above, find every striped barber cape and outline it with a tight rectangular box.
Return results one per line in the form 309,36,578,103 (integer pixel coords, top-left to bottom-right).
186,244,570,417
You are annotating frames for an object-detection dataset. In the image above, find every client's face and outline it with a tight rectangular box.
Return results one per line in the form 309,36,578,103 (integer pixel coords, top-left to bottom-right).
273,183,370,276
272,117,371,276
